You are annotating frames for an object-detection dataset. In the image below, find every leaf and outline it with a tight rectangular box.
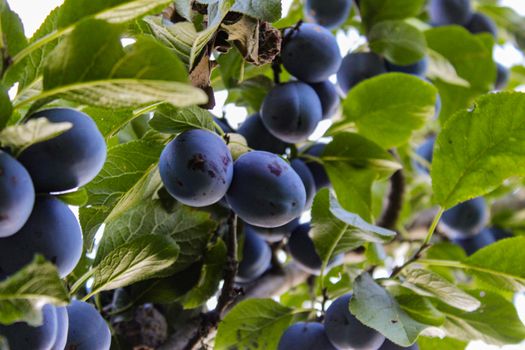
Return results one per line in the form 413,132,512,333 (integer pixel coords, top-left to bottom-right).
80,106,135,139
149,105,215,134
426,49,470,87
90,235,180,293
395,294,445,326
402,269,480,312
360,0,426,28
311,190,395,275
0,0,27,57
231,0,282,22
215,299,295,350
0,87,12,129
57,188,89,206
368,20,427,65
333,74,437,149
431,92,525,209
322,132,401,219
0,117,72,156
0,256,69,326
228,75,274,113
349,273,431,347
418,337,468,350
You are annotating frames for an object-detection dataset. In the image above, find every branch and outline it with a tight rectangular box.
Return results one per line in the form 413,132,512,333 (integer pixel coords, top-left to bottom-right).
377,168,405,230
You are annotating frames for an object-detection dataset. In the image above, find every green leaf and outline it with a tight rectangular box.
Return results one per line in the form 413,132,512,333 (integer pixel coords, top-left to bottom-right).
333,74,437,149
0,256,69,326
402,269,481,312
80,106,134,139
360,0,425,28
0,117,72,156
368,20,427,65
0,87,12,129
90,235,180,294
418,337,468,350
431,92,525,209
349,273,431,347
231,0,282,22
311,189,395,275
215,299,295,350
228,75,274,113
149,105,215,134
426,49,470,87
57,188,88,206
395,294,445,326
0,0,27,57
321,132,401,219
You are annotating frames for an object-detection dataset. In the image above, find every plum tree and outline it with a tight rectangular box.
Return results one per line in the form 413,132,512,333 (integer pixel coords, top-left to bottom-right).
337,52,387,93
278,322,337,350
260,82,322,143
237,113,289,154
235,226,272,284
428,0,472,26
0,150,34,238
246,218,299,242
0,304,57,350
414,136,435,174
226,151,306,227
324,293,386,350
496,63,509,90
453,227,496,255
287,223,323,274
291,159,316,210
439,197,488,239
18,108,106,193
379,339,419,350
50,307,68,350
66,300,111,350
281,23,342,83
159,129,234,207
304,0,353,29
309,81,340,119
465,12,497,37
385,57,428,76
0,195,83,279
300,143,330,190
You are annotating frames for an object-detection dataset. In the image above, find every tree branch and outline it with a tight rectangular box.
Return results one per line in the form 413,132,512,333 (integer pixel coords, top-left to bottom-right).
377,168,405,230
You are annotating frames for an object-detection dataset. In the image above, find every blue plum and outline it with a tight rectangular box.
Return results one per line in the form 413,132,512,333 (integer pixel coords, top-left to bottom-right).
337,52,387,93
453,227,496,256
226,151,306,228
247,218,300,243
428,0,472,26
0,304,57,350
281,23,342,83
0,195,83,279
495,63,509,90
300,143,330,190
379,339,419,350
291,159,316,210
214,117,234,133
278,322,337,350
0,150,35,238
304,0,353,29
237,113,289,154
260,82,322,143
50,307,68,350
18,108,106,193
66,300,111,350
159,129,233,207
465,12,497,37
235,226,272,284
490,227,513,241
414,136,435,174
287,223,322,274
325,293,386,350
309,81,340,119
440,197,488,239
385,57,428,76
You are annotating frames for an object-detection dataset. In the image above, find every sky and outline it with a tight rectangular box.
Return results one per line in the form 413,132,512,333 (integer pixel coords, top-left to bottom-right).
8,1,525,349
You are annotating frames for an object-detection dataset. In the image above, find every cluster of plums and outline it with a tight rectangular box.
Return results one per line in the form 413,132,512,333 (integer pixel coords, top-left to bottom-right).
0,108,111,349
279,293,418,350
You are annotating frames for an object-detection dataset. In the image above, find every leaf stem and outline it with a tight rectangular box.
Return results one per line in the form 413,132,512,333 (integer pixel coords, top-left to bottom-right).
69,269,95,296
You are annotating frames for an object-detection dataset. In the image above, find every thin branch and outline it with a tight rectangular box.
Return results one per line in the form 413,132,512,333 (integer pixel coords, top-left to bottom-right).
377,168,405,230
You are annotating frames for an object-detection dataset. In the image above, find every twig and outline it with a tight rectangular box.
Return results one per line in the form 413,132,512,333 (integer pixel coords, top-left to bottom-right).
377,168,405,230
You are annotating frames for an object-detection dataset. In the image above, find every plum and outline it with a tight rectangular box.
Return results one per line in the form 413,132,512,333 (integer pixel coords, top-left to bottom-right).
247,218,300,243
159,129,234,207
260,82,322,143
465,12,497,37
385,57,428,76
278,322,337,350
291,159,316,210
235,226,272,284
453,227,496,255
428,0,472,26
304,0,353,29
66,300,111,350
237,113,289,154
379,339,419,350
309,81,340,119
50,307,68,350
490,227,513,241
337,52,387,93
226,151,306,228
214,117,234,133
325,293,386,350
440,197,488,239
287,223,323,274
18,108,106,193
0,150,35,238
0,195,83,279
414,136,435,174
495,63,509,90
281,23,342,83
300,143,330,190
0,304,57,350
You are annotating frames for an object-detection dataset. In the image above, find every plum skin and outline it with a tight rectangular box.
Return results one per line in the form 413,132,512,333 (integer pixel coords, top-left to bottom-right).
495,63,509,90
50,307,69,350
278,322,337,350
440,197,488,239
0,195,83,279
291,159,316,210
247,218,300,243
428,0,472,26
66,300,111,350
337,52,387,94
281,23,342,83
18,108,106,193
235,226,272,284
325,293,386,350
237,113,289,154
309,81,340,119
379,339,419,350
0,304,58,350
226,151,306,228
304,0,353,29
287,223,323,274
0,150,35,238
453,227,496,256
159,129,233,207
465,12,497,37
300,143,330,190
260,82,322,143
414,136,435,174
385,57,428,76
